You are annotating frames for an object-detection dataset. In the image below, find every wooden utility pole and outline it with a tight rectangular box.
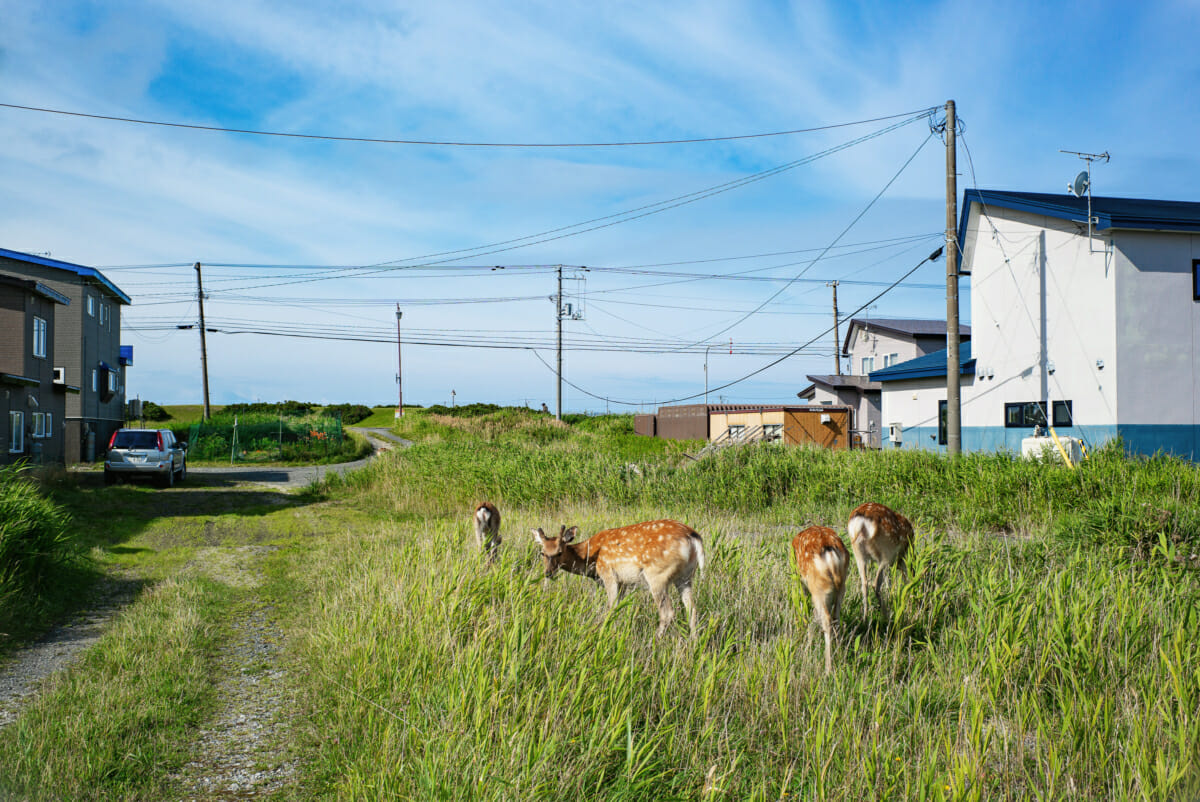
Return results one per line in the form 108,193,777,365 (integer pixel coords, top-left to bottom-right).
555,265,563,421
194,262,211,421
827,281,842,375
395,305,404,417
944,100,961,455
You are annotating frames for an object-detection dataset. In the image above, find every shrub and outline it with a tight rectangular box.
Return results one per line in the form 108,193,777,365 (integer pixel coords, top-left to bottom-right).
322,404,373,425
140,401,171,421
0,465,81,639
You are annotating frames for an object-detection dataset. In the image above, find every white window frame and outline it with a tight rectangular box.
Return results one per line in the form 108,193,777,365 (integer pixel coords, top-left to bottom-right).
44,412,52,438
32,412,46,439
763,423,783,442
100,303,109,327
9,411,23,453
108,369,118,393
87,295,95,316
33,316,47,358
882,352,900,368
861,356,875,374
92,369,98,392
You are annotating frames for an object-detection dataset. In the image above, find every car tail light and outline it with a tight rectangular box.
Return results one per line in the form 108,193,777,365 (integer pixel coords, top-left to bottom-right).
108,431,118,450
156,431,164,451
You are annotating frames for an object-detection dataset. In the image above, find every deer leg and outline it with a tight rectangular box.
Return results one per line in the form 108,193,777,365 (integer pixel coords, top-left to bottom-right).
649,579,675,637
679,582,698,641
852,540,872,613
873,564,889,618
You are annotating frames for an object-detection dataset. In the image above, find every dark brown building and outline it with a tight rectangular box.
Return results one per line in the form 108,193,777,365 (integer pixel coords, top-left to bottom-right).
1,274,72,465
0,249,131,462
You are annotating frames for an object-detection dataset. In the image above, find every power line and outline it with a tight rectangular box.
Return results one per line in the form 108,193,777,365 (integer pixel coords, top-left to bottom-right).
532,246,945,406
142,113,935,295
659,129,936,353
0,101,939,148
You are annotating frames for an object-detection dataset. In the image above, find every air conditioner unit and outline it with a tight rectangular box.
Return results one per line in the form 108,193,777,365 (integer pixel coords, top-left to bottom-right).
53,367,66,384
889,424,902,443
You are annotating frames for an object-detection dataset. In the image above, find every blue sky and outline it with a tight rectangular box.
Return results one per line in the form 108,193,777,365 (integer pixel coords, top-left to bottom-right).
2,1,1198,411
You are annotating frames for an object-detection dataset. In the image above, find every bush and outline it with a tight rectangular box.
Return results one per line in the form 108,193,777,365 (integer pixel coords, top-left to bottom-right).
222,400,315,417
0,465,81,639
140,401,171,422
322,404,373,425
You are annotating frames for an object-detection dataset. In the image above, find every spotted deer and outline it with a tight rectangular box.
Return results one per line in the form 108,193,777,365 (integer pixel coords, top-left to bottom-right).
473,502,501,563
847,502,912,617
532,519,705,639
792,526,849,674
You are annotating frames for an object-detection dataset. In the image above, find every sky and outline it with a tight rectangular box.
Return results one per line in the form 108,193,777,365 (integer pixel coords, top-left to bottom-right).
2,1,1198,412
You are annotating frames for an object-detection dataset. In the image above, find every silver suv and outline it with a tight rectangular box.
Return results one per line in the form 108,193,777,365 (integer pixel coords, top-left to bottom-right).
104,428,187,487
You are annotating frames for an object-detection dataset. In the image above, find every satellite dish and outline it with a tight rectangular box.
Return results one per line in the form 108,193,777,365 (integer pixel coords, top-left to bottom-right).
1068,170,1090,198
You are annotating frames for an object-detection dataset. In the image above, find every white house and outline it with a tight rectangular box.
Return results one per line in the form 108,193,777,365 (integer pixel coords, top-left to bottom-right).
872,189,1200,460
799,318,970,448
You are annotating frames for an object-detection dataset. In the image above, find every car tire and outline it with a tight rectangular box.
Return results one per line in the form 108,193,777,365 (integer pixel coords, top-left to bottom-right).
163,465,175,489
178,459,187,483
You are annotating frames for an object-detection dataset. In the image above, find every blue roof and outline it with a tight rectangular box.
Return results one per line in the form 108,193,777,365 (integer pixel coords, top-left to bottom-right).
958,190,1200,254
0,247,131,305
869,341,974,382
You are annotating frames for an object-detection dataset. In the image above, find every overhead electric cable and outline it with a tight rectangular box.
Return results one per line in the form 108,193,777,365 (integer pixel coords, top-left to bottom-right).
530,246,945,406
664,129,936,353
0,101,938,147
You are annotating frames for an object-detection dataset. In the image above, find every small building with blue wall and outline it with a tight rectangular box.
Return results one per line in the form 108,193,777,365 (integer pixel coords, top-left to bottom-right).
872,189,1200,460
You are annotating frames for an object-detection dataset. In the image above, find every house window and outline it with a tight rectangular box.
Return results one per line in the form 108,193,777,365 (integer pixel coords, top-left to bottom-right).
883,353,900,368
1004,402,1049,428
1052,400,1073,427
9,412,23,453
763,423,783,442
1193,259,1199,301
938,400,948,445
33,317,47,358
32,413,46,438
92,369,98,392
100,303,108,327
108,370,118,393
87,295,95,316
728,424,746,440
861,356,875,374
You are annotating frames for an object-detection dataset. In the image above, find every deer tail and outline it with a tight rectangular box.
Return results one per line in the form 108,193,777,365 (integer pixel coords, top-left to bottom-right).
819,545,846,584
691,533,706,573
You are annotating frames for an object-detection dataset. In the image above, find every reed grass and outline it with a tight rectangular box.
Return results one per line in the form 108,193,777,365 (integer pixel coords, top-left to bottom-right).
284,409,1200,799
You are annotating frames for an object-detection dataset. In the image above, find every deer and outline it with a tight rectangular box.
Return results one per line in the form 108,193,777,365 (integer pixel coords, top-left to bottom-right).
473,502,501,563
791,526,849,674
846,502,912,617
531,519,705,640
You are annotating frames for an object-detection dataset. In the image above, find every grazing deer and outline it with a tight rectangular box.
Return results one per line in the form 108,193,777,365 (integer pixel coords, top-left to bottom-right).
473,502,501,563
532,519,705,639
847,502,912,617
792,526,849,674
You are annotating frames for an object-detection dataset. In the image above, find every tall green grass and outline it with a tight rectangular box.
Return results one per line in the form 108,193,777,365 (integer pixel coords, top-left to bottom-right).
0,465,86,645
282,410,1200,798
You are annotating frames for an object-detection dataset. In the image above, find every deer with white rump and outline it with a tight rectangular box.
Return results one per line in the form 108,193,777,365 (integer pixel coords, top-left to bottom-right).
473,502,501,563
847,502,912,617
532,519,705,639
791,526,849,674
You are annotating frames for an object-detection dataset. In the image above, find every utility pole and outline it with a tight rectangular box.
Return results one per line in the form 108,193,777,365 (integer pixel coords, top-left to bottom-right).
827,281,842,375
194,262,211,421
555,265,563,421
944,100,961,456
395,305,404,418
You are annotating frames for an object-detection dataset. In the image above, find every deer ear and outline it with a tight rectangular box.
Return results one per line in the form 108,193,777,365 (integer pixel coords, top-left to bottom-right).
531,527,546,545
562,526,580,544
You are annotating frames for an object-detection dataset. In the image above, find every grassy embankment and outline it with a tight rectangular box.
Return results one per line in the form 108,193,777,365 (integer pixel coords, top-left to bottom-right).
2,408,1198,800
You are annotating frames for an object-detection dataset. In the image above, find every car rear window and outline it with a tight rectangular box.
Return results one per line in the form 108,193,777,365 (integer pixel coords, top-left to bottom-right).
112,431,160,449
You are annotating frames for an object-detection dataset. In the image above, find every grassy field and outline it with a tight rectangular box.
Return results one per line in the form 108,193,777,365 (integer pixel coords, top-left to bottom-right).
1,408,1197,800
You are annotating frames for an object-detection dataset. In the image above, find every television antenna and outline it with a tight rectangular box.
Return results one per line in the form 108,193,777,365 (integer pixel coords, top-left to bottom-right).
1060,149,1110,253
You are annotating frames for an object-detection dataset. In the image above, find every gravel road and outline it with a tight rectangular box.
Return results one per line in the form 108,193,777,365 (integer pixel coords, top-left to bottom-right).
0,426,411,746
